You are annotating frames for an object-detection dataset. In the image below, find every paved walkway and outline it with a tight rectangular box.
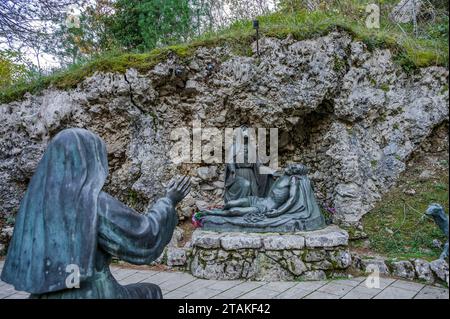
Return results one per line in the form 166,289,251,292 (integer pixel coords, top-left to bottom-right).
0,260,448,299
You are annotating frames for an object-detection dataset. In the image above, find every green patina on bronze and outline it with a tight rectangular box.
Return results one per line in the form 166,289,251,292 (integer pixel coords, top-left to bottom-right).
202,163,326,232
0,128,190,299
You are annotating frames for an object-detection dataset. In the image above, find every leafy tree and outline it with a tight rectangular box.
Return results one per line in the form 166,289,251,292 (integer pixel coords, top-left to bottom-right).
0,51,30,88
107,0,145,50
0,0,85,46
138,0,194,48
47,1,116,67
107,0,200,51
0,1,91,72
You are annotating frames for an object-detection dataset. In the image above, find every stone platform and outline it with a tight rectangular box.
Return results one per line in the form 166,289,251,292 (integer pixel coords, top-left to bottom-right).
188,225,351,281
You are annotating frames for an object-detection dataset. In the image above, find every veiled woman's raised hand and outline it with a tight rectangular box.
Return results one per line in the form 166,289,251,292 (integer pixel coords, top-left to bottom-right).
165,175,191,205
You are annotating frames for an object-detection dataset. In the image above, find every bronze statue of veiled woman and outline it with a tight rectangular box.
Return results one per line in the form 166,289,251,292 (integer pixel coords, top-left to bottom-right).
224,126,273,203
0,128,190,299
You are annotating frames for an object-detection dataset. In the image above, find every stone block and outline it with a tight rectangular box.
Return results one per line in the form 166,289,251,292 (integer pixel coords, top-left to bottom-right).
328,250,352,269
304,226,348,248
190,255,227,280
310,260,333,270
286,255,307,275
262,235,305,250
198,249,218,262
304,250,326,262
299,270,327,281
391,261,416,280
360,258,390,275
413,259,434,284
166,247,187,267
220,234,262,250
191,230,222,248
429,259,449,285
254,253,294,281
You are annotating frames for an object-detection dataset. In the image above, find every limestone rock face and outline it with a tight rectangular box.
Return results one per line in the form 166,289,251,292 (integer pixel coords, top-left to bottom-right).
390,0,423,23
1,226,13,238
0,31,448,244
196,166,218,181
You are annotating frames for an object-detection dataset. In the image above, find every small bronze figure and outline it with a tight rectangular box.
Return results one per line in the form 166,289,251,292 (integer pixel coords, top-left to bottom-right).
426,203,449,260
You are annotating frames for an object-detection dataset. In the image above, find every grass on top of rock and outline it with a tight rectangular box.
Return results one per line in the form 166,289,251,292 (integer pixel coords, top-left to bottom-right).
1,1,448,104
355,126,449,261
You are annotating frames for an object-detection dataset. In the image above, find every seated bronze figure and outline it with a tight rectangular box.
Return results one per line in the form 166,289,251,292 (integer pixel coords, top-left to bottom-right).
1,128,190,299
224,127,273,203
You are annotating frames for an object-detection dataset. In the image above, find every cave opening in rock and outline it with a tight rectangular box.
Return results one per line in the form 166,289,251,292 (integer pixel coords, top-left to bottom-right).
279,99,335,165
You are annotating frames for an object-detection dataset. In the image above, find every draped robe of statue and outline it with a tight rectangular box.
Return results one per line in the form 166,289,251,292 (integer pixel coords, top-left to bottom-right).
203,164,326,232
224,136,273,203
0,128,177,299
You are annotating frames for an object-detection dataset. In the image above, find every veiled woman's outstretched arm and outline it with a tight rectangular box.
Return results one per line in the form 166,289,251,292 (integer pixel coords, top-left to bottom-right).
96,177,190,265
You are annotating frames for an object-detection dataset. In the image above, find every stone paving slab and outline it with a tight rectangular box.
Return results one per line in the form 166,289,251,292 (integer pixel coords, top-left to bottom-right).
274,287,313,299
159,275,198,292
206,280,242,291
317,282,355,297
373,286,419,299
303,291,340,299
331,277,365,287
371,277,397,289
390,280,425,292
0,261,448,299
341,290,374,299
413,286,450,299
238,287,283,299
164,290,192,299
185,287,223,299
291,280,328,291
263,281,297,292
119,271,158,285
140,271,180,285
211,282,267,299
175,278,220,293
341,285,382,298
113,268,139,281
